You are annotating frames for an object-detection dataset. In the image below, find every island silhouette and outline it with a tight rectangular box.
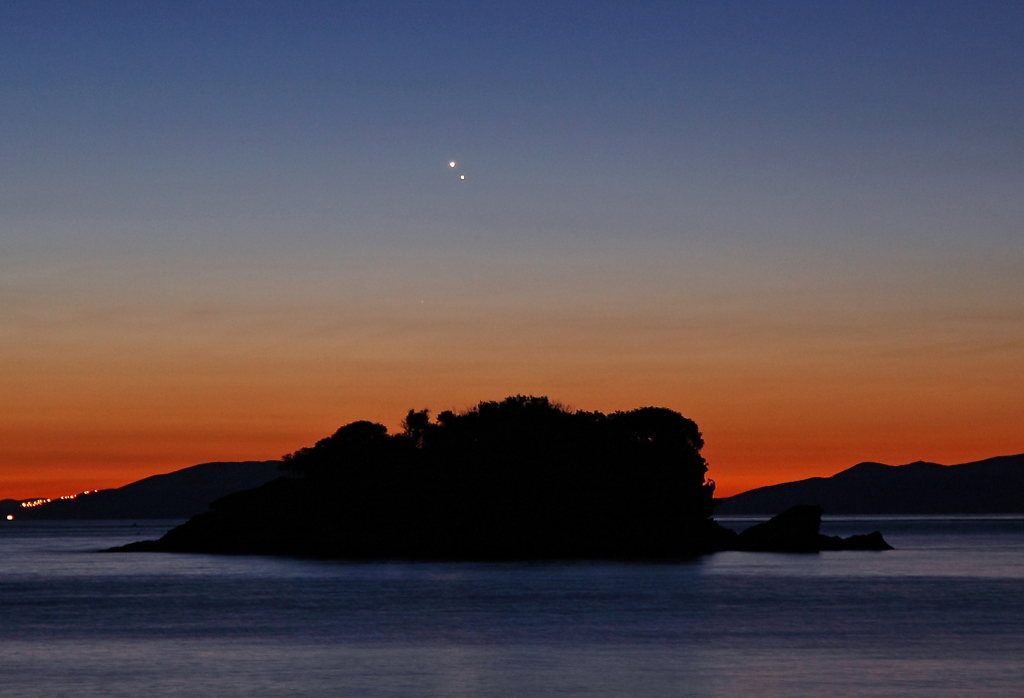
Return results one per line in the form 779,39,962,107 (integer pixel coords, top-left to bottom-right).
111,396,889,558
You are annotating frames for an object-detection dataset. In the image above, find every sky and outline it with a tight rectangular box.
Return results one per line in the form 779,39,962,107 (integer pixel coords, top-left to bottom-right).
2,1,1022,499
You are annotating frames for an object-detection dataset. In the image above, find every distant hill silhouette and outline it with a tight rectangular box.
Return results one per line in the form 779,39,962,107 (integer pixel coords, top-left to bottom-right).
0,499,22,518
6,461,281,520
716,454,1024,515
110,396,889,558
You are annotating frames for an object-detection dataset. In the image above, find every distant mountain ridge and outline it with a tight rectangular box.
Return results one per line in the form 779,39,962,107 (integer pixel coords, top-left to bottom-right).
715,454,1024,515
8,452,1022,521
2,461,282,520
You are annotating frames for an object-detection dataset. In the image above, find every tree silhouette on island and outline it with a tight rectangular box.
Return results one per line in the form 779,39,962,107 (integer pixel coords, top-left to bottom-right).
114,396,890,559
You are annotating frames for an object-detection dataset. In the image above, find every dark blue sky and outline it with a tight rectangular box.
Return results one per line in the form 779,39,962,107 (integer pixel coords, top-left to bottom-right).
4,1,1021,248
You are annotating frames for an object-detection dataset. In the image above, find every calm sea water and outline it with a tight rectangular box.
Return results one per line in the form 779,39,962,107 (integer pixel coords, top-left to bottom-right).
2,517,1023,697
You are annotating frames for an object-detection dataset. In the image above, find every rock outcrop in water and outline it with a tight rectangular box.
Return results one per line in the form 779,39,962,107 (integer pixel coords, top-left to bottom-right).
110,396,891,559
736,505,893,552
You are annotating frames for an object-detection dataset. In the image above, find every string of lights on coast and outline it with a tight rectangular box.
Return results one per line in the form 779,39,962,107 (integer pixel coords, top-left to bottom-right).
5,490,101,520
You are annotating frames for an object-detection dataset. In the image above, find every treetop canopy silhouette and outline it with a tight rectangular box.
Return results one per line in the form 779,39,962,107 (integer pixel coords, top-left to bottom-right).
282,395,711,495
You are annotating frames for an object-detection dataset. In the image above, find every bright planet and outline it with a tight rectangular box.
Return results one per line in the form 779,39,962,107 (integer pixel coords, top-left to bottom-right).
449,161,456,168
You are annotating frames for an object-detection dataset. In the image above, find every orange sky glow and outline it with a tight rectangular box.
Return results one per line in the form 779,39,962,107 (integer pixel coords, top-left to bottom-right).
3,246,1021,501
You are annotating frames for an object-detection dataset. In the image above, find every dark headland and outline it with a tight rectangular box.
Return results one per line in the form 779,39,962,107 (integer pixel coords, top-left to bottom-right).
110,396,890,559
3,461,281,520
716,454,1024,515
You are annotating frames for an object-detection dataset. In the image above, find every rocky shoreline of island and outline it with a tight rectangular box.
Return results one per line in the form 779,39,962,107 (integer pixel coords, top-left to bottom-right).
110,502,891,558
